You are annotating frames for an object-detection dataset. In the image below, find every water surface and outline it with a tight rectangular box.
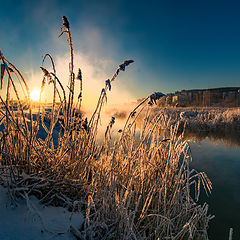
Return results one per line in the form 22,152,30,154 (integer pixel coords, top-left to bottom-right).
189,138,240,240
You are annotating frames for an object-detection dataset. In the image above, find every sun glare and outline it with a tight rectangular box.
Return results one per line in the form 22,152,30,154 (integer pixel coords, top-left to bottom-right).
30,90,40,101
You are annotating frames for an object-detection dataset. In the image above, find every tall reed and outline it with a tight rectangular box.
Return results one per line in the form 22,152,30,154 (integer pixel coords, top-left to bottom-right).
0,16,212,239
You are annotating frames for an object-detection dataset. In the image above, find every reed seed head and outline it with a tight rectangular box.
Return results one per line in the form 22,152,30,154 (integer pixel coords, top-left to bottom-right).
62,16,70,29
123,60,134,66
78,92,82,100
76,68,82,81
1,64,6,89
117,60,134,73
40,67,50,77
105,79,111,91
110,116,115,127
148,92,165,105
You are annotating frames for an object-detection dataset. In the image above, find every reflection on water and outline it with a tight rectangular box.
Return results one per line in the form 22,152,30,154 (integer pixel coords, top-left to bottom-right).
189,138,240,240
183,127,240,147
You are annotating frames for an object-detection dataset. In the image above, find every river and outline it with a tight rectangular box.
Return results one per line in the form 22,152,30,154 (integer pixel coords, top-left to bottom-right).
189,137,240,240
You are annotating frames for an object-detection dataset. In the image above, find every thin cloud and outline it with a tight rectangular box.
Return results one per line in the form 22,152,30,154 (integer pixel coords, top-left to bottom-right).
53,50,135,111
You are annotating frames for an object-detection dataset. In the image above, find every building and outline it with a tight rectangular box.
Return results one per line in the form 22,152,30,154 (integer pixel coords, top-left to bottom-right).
160,87,240,107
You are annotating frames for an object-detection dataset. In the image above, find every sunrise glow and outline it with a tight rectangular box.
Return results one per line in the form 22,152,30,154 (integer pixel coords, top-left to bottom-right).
30,90,40,101
1,2,240,239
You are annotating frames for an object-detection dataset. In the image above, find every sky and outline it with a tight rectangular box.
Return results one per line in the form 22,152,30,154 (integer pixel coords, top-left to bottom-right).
1,0,240,108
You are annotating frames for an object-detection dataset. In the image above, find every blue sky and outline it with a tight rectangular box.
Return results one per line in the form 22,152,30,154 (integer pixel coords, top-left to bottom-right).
1,0,240,105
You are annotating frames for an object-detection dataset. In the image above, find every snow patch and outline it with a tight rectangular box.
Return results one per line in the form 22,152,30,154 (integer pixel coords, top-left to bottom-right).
0,186,83,240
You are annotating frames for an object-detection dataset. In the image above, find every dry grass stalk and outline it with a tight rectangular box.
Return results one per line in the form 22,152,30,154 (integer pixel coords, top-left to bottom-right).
0,16,212,240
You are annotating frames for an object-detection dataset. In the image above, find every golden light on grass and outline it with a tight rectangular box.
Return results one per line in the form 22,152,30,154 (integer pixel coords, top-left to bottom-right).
0,16,212,240
30,89,40,101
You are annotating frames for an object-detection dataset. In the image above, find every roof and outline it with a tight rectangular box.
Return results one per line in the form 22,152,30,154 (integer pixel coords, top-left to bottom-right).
178,87,240,93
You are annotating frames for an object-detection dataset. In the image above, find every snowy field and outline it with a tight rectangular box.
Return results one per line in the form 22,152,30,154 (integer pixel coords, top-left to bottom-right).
0,186,83,240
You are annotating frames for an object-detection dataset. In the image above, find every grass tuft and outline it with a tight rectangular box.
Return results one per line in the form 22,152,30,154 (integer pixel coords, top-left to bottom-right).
0,17,212,239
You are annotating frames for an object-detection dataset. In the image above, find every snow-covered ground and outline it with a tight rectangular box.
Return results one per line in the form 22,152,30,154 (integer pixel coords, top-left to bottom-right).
153,107,240,131
0,186,84,240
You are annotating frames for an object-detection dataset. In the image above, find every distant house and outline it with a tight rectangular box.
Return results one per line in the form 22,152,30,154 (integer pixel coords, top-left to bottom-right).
159,87,240,107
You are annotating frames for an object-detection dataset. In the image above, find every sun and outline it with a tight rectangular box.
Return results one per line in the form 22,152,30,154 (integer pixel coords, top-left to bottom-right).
30,90,41,101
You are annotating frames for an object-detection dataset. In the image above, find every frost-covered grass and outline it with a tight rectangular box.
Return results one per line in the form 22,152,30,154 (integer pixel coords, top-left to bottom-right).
0,17,212,239
156,107,240,128
152,107,240,145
